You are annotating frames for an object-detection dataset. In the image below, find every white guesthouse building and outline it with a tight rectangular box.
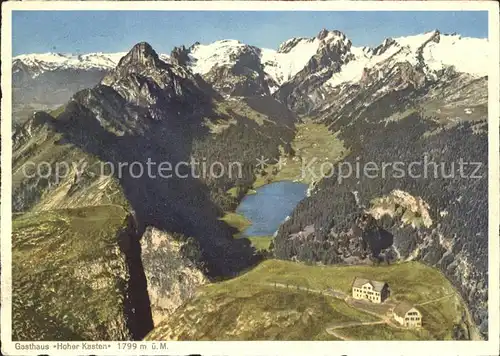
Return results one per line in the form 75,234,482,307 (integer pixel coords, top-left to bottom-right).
351,277,390,304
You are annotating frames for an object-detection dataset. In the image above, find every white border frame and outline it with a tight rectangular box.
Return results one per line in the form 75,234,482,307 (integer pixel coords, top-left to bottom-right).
1,2,499,355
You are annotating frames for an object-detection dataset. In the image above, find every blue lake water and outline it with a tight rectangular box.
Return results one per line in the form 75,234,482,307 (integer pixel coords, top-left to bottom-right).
236,181,308,237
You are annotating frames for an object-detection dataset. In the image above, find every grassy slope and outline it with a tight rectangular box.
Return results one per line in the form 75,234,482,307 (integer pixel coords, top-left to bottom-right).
334,324,422,340
220,212,251,235
247,236,273,251
147,259,466,340
253,121,349,187
12,205,132,341
146,267,376,341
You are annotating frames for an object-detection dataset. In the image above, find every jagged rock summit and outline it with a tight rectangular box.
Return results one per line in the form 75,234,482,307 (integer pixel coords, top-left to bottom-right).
114,41,167,72
97,42,217,127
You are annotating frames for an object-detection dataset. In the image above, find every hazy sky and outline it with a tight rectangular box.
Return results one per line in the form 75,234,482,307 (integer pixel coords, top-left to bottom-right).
12,10,488,55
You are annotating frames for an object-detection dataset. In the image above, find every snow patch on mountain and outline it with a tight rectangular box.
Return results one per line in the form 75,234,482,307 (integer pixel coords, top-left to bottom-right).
325,47,374,87
393,31,439,52
421,35,489,76
261,38,319,85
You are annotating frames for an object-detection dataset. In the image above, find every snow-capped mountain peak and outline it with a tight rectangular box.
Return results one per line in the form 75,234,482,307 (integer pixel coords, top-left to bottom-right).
277,37,312,54
323,30,488,89
186,39,259,75
13,52,126,77
392,29,440,51
13,51,170,78
317,28,351,46
261,29,354,86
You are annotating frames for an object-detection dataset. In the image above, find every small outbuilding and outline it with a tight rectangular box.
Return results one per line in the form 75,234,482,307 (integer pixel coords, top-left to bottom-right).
393,302,422,328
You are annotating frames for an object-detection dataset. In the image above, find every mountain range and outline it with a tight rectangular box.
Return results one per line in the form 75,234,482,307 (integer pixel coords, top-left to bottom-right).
13,29,487,117
11,28,489,341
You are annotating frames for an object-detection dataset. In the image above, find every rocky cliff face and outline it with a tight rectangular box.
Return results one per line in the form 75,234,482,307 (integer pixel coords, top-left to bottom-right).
140,227,208,326
100,42,217,126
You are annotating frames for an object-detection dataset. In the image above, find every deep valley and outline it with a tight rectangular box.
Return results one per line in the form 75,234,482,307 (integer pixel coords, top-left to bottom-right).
9,26,489,342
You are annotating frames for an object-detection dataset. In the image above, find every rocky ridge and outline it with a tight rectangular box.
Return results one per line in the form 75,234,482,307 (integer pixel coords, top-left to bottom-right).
140,227,208,326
